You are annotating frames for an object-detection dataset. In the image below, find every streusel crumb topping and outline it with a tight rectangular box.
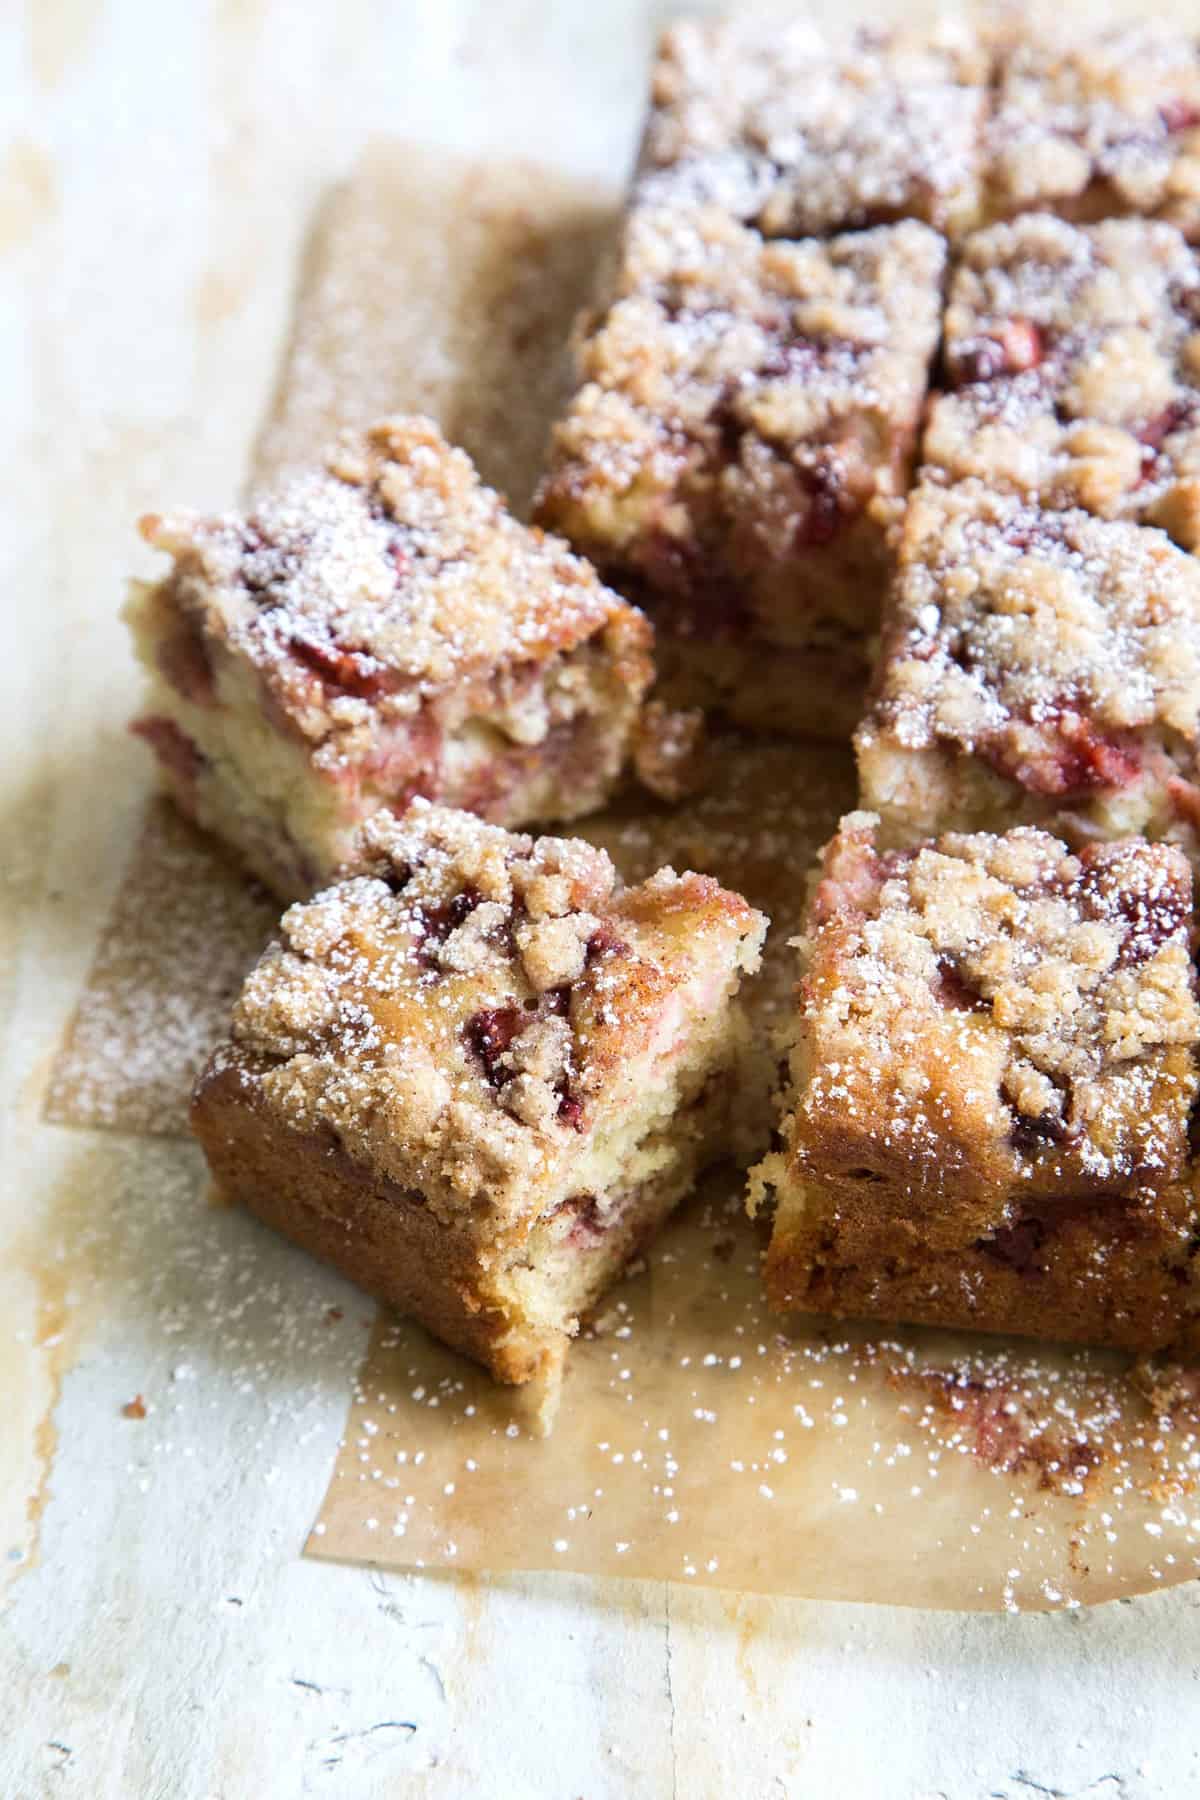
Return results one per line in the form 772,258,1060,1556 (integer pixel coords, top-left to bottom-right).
640,17,986,237
985,22,1200,234
863,482,1200,788
539,206,944,558
945,215,1199,384
141,416,641,747
928,215,1200,544
800,813,1200,1186
222,802,761,1221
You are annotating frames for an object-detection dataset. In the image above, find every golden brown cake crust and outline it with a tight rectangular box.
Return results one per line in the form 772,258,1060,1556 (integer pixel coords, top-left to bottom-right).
752,813,1200,1353
192,802,766,1382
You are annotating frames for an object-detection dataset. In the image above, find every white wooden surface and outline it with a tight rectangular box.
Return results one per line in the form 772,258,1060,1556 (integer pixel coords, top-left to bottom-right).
5,4,1200,1796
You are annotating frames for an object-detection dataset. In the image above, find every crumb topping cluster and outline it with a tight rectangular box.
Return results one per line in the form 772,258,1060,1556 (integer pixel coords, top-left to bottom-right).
640,17,987,237
142,416,643,751
799,813,1200,1186
927,215,1200,544
986,22,1200,234
538,204,944,593
223,802,759,1220
862,482,1200,795
640,18,1200,243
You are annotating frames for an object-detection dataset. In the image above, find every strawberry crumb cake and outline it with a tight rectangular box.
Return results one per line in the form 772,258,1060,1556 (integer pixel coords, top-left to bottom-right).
126,417,654,900
855,481,1200,865
536,204,945,737
191,802,766,1385
983,21,1200,240
750,813,1200,1353
638,15,987,239
924,214,1200,549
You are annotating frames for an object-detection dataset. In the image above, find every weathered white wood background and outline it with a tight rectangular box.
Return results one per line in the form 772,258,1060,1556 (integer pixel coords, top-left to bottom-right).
5,2,1200,1795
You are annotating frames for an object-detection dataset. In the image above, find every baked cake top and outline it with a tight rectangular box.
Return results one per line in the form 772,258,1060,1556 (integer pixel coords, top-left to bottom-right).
944,213,1200,394
791,812,1200,1195
927,214,1200,544
985,21,1200,231
639,17,986,237
214,802,764,1229
538,205,945,545
141,416,650,751
860,481,1200,789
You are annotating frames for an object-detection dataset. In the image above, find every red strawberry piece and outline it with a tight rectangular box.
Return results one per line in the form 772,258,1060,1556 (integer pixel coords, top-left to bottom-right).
289,632,391,700
131,716,205,790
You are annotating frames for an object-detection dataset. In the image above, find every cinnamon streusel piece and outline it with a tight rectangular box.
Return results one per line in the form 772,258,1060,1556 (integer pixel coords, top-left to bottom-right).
639,15,987,238
536,206,946,738
856,481,1200,865
925,214,1200,550
750,813,1200,1352
126,417,654,900
192,802,766,1386
984,22,1200,239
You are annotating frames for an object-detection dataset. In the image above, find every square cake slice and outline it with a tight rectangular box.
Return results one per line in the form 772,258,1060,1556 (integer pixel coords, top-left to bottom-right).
191,802,766,1386
535,207,946,738
750,813,1200,1353
924,214,1200,549
639,15,987,238
984,22,1200,239
855,481,1200,864
125,416,654,900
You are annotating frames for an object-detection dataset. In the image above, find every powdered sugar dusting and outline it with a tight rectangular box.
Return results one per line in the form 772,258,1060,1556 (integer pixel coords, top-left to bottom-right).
45,802,276,1136
311,1166,1200,1611
640,16,987,238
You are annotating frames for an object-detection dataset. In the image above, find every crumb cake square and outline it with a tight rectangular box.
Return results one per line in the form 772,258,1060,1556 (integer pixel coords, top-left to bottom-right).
639,16,987,238
191,803,766,1385
750,813,1200,1353
855,481,1200,864
535,206,946,738
126,417,654,900
985,22,1200,239
925,214,1200,549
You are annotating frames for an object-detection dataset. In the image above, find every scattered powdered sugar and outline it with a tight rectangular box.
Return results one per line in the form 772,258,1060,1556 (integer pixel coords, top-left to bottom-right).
45,801,276,1136
536,197,945,589
867,479,1200,764
640,16,987,238
986,21,1200,236
147,417,632,740
311,1168,1200,1611
926,213,1200,549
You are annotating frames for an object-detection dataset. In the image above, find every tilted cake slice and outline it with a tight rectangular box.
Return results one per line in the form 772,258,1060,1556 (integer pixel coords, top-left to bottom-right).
750,813,1200,1353
192,802,766,1386
126,417,654,900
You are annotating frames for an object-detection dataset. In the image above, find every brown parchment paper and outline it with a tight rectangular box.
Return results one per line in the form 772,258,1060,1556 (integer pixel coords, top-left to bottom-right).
49,138,1200,1610
45,801,276,1136
251,140,617,513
